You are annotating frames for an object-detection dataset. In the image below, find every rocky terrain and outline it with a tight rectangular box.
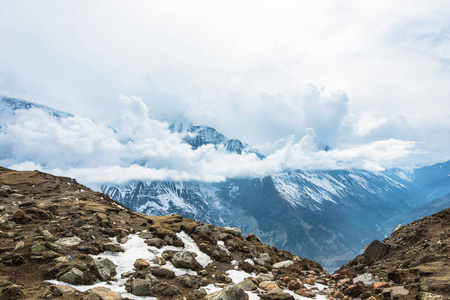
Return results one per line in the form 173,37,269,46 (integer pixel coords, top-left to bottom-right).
1,166,448,300
339,208,450,299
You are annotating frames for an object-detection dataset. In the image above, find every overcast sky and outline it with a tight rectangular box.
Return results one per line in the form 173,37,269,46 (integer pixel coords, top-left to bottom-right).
0,1,449,183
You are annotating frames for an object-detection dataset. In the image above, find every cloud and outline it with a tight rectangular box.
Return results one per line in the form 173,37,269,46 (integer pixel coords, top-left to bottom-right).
1,96,422,185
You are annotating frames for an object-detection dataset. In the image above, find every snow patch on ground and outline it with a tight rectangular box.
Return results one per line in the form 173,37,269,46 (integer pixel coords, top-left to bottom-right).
177,231,213,267
47,232,212,298
225,269,255,284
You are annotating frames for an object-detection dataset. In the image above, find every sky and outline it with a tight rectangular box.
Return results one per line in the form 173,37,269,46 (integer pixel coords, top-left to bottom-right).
0,1,449,184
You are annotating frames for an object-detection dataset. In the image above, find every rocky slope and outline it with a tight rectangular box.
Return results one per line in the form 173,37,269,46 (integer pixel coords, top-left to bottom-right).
339,208,450,299
0,166,370,300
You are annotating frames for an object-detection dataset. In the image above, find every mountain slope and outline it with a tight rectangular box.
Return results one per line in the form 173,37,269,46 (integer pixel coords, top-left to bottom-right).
0,166,343,300
102,169,424,271
339,208,450,299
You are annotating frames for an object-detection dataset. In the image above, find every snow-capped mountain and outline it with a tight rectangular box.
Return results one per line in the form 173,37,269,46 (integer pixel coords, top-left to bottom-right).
0,96,73,120
102,168,429,271
169,121,265,158
2,96,448,272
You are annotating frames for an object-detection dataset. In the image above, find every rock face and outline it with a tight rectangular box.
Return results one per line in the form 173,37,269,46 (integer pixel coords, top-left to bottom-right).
339,208,450,299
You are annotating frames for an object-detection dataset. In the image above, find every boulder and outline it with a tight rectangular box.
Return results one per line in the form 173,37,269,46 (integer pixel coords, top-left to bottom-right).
145,238,164,248
382,286,409,299
353,273,378,285
161,285,180,296
363,240,388,263
94,257,117,281
273,260,294,269
237,279,257,291
172,251,201,270
103,242,123,252
152,255,166,265
262,288,295,300
59,268,84,285
222,227,242,237
134,258,150,269
55,236,82,247
259,281,279,292
195,224,212,235
85,286,122,300
151,267,176,279
131,278,153,296
204,284,249,300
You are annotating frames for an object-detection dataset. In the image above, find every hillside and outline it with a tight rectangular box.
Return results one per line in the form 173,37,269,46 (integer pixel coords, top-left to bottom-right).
0,167,342,299
339,208,450,299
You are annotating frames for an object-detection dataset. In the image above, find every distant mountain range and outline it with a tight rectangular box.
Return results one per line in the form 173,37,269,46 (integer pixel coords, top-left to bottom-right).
1,96,449,272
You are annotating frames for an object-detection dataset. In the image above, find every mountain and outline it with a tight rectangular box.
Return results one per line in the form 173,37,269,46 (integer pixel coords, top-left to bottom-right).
412,160,450,200
339,208,450,299
0,167,343,299
169,121,265,158
0,96,73,120
2,167,447,299
102,169,426,272
2,96,449,273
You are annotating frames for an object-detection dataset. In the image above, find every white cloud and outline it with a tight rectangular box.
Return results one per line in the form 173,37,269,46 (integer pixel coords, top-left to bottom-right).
0,0,449,177
0,97,423,185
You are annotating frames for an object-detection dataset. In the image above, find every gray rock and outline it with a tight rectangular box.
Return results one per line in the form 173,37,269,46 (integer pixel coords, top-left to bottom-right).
145,238,164,248
353,273,378,285
195,224,212,235
55,236,82,247
103,242,123,252
257,273,275,281
31,243,46,253
217,244,231,257
151,267,176,279
222,227,242,237
272,260,294,269
59,268,84,285
94,257,117,281
162,285,180,296
131,278,153,296
172,251,197,269
382,286,409,299
204,284,249,300
152,255,166,265
238,279,257,291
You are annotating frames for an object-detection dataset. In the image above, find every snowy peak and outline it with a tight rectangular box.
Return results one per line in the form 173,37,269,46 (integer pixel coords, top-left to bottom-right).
0,96,73,120
170,122,265,158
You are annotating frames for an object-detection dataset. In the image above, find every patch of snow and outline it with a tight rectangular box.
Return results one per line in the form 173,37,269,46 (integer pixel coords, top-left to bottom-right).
204,283,222,294
225,269,254,284
176,231,212,267
46,232,212,298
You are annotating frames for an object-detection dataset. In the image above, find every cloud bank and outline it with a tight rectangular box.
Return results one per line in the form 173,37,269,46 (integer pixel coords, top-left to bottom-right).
0,96,423,185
